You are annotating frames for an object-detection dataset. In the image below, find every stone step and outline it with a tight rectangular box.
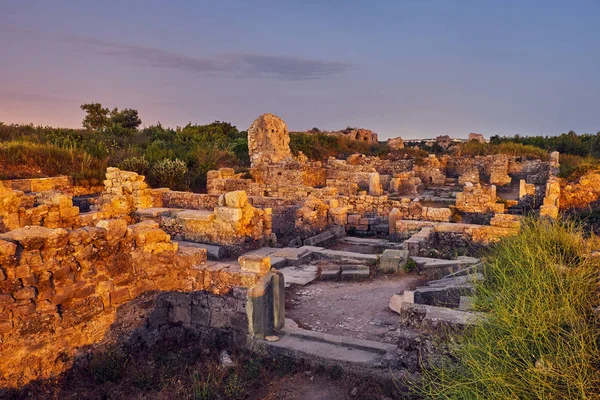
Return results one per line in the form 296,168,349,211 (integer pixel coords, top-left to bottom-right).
340,268,371,281
274,247,313,265
411,256,481,279
254,324,397,369
308,248,379,264
175,240,226,260
413,284,475,308
280,265,319,287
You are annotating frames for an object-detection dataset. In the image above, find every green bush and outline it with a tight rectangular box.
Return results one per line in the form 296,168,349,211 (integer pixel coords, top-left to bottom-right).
148,158,189,190
416,218,600,399
119,156,150,176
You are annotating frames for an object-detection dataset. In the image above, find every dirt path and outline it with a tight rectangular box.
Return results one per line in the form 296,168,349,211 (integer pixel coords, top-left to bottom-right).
286,274,425,343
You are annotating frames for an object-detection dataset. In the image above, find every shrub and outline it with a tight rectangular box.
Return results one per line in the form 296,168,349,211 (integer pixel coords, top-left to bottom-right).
458,141,550,160
148,158,188,190
119,156,150,176
89,347,129,384
416,218,600,398
558,154,600,180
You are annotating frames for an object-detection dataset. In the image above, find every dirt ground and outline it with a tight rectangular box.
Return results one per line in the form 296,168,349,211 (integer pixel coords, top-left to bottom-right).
286,273,426,344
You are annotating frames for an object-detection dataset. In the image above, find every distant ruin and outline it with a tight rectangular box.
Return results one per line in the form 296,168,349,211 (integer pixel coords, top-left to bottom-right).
304,127,378,144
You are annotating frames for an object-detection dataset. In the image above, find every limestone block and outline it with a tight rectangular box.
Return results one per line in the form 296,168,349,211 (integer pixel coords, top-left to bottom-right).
239,254,271,274
95,219,128,241
379,249,409,273
220,168,235,178
224,190,248,208
214,207,243,223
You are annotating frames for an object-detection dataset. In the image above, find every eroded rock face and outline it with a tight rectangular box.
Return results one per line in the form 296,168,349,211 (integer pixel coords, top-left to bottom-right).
248,113,292,167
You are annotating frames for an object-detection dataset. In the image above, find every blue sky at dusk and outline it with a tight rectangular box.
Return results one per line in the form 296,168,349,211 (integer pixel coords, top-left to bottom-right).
1,0,598,139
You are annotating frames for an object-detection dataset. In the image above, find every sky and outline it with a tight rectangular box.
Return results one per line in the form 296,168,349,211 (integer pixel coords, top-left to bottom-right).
0,0,599,140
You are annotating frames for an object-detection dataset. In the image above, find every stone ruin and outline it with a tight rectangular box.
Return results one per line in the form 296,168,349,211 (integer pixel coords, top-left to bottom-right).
0,114,574,389
469,132,486,143
387,136,404,149
247,113,292,167
305,127,379,144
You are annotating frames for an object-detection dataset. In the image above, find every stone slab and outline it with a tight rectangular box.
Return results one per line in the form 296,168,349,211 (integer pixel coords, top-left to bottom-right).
340,269,370,281
174,240,226,260
254,325,397,369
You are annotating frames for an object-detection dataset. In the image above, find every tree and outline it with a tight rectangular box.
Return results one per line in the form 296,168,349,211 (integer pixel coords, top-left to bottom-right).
110,108,142,130
80,103,110,131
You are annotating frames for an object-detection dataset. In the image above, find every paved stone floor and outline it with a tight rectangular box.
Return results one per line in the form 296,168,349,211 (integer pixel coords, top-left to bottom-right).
286,273,426,344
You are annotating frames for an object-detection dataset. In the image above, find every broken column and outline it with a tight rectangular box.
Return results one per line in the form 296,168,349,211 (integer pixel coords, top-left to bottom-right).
368,172,383,196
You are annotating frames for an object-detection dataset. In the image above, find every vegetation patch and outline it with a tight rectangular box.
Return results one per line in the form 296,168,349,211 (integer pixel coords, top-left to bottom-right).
415,218,600,398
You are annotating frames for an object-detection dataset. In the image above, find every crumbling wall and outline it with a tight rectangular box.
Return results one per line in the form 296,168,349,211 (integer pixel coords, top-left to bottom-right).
251,160,327,190
389,172,421,195
489,157,512,186
2,176,73,195
0,220,208,386
0,217,284,387
455,183,504,214
151,188,220,210
158,191,272,250
0,182,82,233
413,155,446,185
295,196,330,235
248,113,292,167
94,168,153,219
250,196,301,236
207,168,254,195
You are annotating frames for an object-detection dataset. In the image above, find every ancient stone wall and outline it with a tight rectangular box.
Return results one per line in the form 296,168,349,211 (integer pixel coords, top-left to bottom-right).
389,172,421,195
151,188,220,210
207,168,254,195
0,182,82,233
305,128,378,144
2,176,73,195
249,196,301,236
248,113,292,167
93,168,153,219
251,160,327,190
489,157,512,186
455,183,504,214
413,155,446,185
154,191,272,251
0,217,283,387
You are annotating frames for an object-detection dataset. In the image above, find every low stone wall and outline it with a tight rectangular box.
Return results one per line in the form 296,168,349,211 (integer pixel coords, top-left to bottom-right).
207,168,254,195
156,191,272,251
0,182,82,233
151,188,220,210
0,218,282,387
1,176,73,194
